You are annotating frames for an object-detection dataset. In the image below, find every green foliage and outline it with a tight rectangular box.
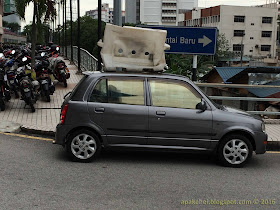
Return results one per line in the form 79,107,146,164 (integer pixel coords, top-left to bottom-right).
22,23,50,44
122,23,137,27
22,24,32,42
3,21,21,33
216,33,234,59
165,54,214,79
54,16,106,58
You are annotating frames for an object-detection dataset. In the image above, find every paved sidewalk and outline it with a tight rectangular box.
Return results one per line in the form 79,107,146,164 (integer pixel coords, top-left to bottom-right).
0,59,83,134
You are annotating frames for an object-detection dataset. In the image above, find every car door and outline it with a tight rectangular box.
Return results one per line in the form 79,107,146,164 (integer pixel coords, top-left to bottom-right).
87,76,148,145
147,78,213,149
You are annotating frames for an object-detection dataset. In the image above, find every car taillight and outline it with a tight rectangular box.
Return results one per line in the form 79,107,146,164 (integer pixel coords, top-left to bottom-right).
60,104,69,124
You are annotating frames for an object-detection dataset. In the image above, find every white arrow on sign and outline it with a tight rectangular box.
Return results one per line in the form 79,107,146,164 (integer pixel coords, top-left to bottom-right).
198,35,212,47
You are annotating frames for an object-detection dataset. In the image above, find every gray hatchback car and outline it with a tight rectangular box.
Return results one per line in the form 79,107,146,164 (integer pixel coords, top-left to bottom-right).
55,72,267,167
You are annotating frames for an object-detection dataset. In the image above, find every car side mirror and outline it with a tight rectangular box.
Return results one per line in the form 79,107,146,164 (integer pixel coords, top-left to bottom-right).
196,99,207,111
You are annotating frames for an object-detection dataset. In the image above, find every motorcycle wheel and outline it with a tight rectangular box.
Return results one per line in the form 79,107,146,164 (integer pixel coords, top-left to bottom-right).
14,89,19,99
29,99,35,113
63,79,67,88
5,92,11,101
46,90,51,102
0,99,5,111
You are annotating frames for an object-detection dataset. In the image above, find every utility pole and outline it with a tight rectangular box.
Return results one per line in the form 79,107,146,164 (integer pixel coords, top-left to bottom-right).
64,0,68,58
113,0,122,26
98,0,102,71
77,0,81,72
70,0,74,63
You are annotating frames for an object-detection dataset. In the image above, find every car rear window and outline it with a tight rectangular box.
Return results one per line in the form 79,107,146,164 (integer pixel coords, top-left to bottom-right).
69,76,89,101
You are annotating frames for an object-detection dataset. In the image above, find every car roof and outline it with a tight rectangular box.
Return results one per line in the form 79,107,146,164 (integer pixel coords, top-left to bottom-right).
86,71,191,82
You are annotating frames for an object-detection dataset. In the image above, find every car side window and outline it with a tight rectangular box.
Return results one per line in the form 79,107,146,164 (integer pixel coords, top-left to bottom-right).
90,79,108,103
149,79,201,109
90,78,145,106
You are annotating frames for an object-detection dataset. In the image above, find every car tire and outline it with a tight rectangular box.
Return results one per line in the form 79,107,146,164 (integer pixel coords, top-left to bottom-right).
66,129,101,162
217,134,253,168
0,99,5,111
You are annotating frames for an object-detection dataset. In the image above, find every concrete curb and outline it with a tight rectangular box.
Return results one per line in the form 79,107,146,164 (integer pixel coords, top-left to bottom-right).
20,126,55,137
266,141,280,151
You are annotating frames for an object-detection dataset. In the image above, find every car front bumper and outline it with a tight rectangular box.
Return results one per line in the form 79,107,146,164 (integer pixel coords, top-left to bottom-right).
254,131,267,154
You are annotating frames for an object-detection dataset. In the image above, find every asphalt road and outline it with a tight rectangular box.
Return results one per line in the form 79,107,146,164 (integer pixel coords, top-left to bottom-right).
0,133,279,210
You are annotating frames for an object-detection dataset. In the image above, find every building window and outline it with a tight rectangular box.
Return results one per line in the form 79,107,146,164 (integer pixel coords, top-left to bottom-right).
234,16,245,23
251,23,254,25
249,50,253,52
262,17,272,24
233,44,244,51
262,31,272,37
250,37,254,39
261,45,271,51
234,30,245,37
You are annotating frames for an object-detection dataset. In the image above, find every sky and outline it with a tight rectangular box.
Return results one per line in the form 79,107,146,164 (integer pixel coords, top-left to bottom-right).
22,0,269,28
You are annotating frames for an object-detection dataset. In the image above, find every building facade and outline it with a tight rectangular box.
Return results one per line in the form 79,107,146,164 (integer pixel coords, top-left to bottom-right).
86,3,114,23
3,28,26,44
125,0,140,24
182,5,278,58
140,0,198,26
3,0,21,28
0,0,4,42
86,3,125,24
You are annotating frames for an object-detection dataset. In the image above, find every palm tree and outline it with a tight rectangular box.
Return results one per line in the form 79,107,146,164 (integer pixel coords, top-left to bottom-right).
15,0,57,66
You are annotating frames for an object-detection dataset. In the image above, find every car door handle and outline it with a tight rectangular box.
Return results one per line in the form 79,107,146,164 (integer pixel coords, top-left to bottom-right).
95,107,105,113
156,111,166,116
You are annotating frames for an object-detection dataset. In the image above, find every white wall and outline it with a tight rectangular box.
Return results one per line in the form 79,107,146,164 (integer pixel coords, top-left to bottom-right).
220,5,277,58
140,0,198,25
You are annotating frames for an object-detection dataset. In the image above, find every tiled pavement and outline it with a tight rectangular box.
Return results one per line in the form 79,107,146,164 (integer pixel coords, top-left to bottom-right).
0,60,279,144
0,59,83,133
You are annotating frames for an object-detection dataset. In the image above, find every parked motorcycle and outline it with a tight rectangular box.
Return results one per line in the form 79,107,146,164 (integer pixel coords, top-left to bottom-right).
16,62,36,113
0,61,11,111
51,57,70,87
34,53,55,102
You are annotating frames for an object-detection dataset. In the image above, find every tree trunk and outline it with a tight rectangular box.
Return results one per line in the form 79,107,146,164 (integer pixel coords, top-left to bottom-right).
31,1,38,67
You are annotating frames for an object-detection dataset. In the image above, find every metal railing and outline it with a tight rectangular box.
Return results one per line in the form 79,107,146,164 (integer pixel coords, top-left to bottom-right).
196,83,280,116
61,46,99,72
59,47,279,117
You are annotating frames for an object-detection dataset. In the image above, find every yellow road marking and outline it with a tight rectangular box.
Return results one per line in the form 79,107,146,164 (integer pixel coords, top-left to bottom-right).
266,151,280,154
0,132,54,142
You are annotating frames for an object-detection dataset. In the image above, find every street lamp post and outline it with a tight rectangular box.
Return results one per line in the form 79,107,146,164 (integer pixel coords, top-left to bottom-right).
77,0,81,72
70,0,73,63
98,0,102,71
64,0,67,58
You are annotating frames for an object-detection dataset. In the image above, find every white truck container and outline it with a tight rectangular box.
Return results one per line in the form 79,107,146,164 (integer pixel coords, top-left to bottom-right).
98,24,170,72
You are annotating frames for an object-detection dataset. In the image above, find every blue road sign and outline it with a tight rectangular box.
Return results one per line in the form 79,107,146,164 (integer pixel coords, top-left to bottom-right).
140,26,217,55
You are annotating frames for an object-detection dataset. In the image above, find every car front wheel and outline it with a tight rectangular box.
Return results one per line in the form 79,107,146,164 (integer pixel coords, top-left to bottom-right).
66,129,101,162
218,134,253,167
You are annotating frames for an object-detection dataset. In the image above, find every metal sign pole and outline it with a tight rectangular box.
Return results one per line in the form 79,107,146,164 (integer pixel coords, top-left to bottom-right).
77,0,81,72
192,55,198,81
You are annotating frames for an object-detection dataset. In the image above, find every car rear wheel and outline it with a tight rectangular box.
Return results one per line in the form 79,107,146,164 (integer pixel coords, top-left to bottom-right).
218,134,253,167
66,129,101,162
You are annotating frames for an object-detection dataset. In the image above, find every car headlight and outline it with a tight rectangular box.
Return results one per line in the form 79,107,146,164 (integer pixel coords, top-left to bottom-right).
261,123,266,132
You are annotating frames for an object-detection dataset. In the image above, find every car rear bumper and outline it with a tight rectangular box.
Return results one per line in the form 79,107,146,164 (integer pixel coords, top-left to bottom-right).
254,131,267,154
55,123,70,146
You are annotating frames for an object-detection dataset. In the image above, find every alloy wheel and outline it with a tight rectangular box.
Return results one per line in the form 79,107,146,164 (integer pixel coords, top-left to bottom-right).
71,134,97,160
223,139,249,165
